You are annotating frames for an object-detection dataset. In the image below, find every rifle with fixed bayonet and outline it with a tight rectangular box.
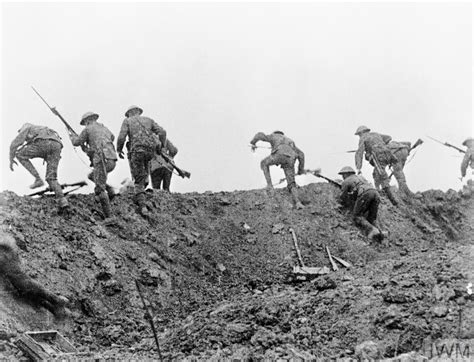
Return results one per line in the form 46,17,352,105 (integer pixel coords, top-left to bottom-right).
160,152,191,179
28,181,87,197
31,86,92,160
313,173,342,188
427,136,465,154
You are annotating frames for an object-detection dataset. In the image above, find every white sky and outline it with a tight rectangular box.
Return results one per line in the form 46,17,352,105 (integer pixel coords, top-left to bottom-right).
1,2,472,195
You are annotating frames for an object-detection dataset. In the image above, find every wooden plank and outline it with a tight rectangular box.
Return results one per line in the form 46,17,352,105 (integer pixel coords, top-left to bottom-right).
293,266,330,275
332,255,352,268
326,246,339,271
289,227,305,268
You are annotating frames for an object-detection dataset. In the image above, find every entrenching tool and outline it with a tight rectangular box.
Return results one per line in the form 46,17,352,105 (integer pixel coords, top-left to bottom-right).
28,181,87,197
289,227,329,279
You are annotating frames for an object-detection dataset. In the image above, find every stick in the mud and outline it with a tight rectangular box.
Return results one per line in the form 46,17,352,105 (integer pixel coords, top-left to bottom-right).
135,280,163,361
332,255,352,268
326,246,339,271
289,228,305,268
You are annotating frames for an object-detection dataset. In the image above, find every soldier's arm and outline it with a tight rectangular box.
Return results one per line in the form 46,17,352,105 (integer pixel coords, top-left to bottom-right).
116,120,129,153
294,146,305,174
167,140,178,158
151,121,167,146
70,128,88,147
250,132,270,145
9,129,29,161
355,138,365,171
339,181,352,207
460,151,471,177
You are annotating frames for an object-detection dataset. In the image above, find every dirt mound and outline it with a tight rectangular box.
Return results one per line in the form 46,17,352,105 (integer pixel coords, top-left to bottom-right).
0,183,472,359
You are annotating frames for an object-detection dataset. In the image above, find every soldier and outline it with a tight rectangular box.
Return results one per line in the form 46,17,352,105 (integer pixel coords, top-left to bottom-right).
150,139,178,191
250,130,305,209
354,125,398,205
381,140,414,197
9,123,69,214
70,112,117,224
0,234,68,318
461,137,474,180
338,166,383,241
117,105,167,215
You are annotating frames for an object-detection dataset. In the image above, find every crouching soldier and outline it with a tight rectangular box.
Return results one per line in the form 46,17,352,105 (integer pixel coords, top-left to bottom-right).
250,130,305,209
117,105,167,216
70,112,117,224
338,166,383,241
0,235,68,318
150,139,178,191
9,123,69,214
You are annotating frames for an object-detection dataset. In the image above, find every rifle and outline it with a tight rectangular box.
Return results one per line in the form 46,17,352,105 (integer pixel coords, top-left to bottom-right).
135,280,163,361
427,136,465,154
161,152,191,179
31,86,92,158
28,181,87,197
347,138,424,154
274,168,321,186
313,173,342,188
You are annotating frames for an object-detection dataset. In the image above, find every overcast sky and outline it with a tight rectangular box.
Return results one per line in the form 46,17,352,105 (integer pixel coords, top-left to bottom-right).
1,2,472,196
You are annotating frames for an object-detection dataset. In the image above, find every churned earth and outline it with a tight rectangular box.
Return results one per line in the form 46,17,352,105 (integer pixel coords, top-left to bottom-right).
0,181,473,359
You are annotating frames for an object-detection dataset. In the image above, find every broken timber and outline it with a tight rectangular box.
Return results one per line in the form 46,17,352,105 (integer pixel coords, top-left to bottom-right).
16,330,81,361
289,227,329,278
326,246,339,271
332,255,352,268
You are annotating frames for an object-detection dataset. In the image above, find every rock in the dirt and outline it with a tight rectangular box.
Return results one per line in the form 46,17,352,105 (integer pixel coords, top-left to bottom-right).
312,276,336,290
431,304,449,317
355,340,381,360
250,328,277,348
271,223,285,234
216,263,226,272
102,279,122,296
149,252,160,262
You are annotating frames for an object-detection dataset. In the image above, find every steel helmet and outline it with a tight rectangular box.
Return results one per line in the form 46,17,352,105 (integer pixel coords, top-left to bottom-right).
338,166,356,175
355,125,370,135
80,112,99,125
462,137,474,146
125,105,143,117
272,130,284,135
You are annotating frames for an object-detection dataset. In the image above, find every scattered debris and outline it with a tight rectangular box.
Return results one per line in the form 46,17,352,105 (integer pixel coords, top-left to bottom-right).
16,330,81,361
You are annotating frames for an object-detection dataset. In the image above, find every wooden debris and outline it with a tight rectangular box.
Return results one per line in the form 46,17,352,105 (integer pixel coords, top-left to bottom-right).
293,266,330,275
16,330,79,361
332,255,352,268
326,246,339,271
289,227,305,267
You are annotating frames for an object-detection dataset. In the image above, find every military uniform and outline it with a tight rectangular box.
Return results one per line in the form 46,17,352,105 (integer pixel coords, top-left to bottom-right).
150,139,178,191
385,141,414,196
0,239,66,317
339,171,381,240
71,113,117,220
117,106,167,212
355,128,398,205
9,123,68,211
250,131,305,209
461,138,474,178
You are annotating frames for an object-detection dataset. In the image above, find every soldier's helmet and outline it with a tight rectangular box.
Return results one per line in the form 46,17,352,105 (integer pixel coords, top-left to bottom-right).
462,137,474,147
80,112,99,125
355,125,370,135
338,166,356,175
272,130,285,135
18,123,33,133
125,105,143,117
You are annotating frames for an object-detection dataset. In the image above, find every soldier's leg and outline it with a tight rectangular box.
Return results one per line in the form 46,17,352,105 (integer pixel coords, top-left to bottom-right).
44,141,69,211
282,158,303,209
392,161,413,196
372,168,382,190
15,144,45,188
150,168,164,189
162,169,173,191
130,151,152,214
104,159,117,201
353,192,380,239
260,155,279,188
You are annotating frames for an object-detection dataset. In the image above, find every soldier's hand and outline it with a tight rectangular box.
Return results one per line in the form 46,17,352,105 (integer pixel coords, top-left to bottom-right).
9,160,18,171
297,168,305,175
357,169,362,175
118,151,124,159
250,145,257,152
51,107,59,116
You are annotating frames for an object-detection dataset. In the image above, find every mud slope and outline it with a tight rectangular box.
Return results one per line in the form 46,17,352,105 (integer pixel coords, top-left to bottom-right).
0,183,472,359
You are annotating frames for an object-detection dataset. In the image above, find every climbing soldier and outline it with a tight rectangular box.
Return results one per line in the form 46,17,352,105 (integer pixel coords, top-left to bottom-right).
150,139,178,191
250,130,305,209
70,112,117,224
338,166,383,241
0,233,68,318
384,140,415,197
9,123,69,214
117,105,167,216
354,125,399,205
461,137,474,180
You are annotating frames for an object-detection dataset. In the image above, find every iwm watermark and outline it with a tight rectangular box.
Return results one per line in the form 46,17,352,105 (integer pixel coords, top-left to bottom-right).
420,340,470,359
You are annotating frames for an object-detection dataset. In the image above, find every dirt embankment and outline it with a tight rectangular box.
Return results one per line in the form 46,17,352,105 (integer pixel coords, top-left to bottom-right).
0,183,472,359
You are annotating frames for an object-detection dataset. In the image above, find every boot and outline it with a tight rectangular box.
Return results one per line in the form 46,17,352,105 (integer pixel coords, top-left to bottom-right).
57,197,70,217
135,193,149,217
30,178,45,189
106,184,116,201
290,187,304,210
367,226,382,241
383,187,398,206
